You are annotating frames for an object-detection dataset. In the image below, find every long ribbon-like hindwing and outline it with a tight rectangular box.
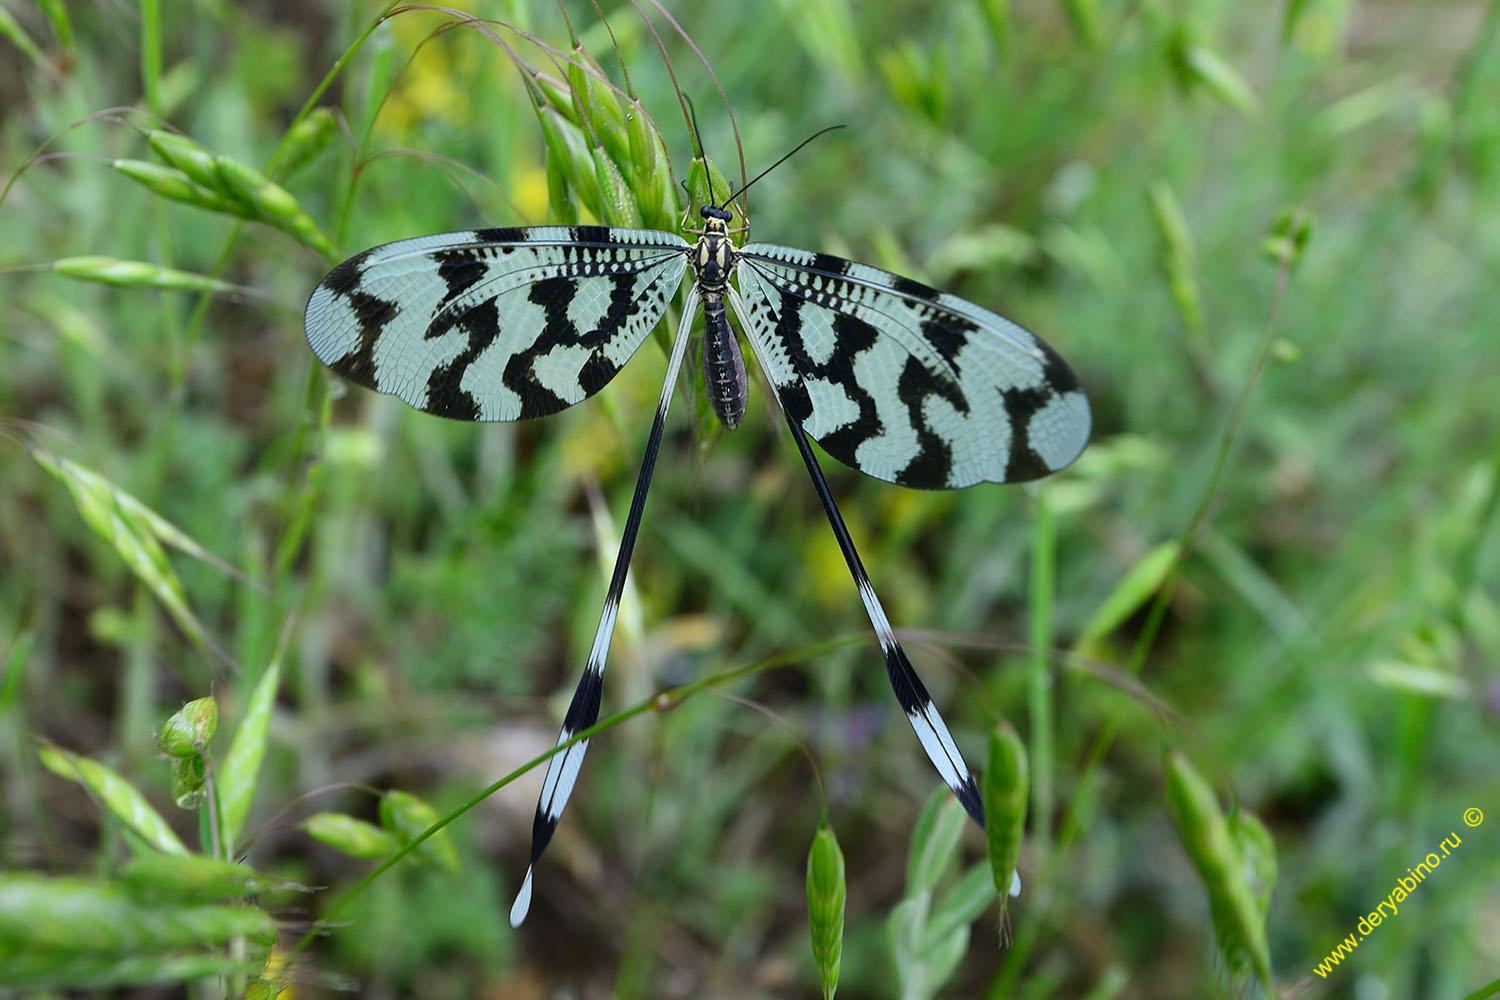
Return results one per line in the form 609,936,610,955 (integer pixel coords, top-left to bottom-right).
729,286,986,824
509,288,700,927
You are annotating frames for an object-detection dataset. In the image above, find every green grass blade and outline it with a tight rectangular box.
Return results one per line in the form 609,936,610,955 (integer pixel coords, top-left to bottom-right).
1058,0,1103,49
1073,540,1181,656
907,788,965,895
30,448,220,660
34,0,73,52
773,0,863,88
886,895,929,1000
924,861,993,946
0,5,45,65
36,746,188,856
1171,35,1261,115
139,0,161,113
217,659,281,851
1026,486,1055,849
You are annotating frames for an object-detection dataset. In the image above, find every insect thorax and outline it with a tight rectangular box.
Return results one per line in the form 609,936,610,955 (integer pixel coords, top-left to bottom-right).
691,210,736,291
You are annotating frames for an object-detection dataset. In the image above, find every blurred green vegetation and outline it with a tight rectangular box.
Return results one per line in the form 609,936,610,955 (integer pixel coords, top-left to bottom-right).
2,0,1499,997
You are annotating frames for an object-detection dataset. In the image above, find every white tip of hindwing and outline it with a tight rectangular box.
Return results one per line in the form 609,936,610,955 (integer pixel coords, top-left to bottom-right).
509,868,534,927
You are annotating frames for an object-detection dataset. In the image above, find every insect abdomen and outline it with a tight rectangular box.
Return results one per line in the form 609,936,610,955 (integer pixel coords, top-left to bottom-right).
702,292,748,429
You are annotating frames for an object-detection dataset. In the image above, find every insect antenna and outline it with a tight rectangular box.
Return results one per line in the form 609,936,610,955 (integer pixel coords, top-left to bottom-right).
682,93,730,212
719,124,845,212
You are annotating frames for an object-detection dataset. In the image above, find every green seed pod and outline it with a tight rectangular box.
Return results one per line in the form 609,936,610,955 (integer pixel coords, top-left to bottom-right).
213,156,338,259
380,789,460,874
545,141,576,224
170,753,207,809
1164,751,1274,991
1147,181,1203,335
535,102,582,223
301,812,403,859
121,853,280,903
278,106,338,178
658,162,684,228
157,697,218,757
591,144,643,229
806,822,846,1000
146,129,228,196
1229,810,1277,925
111,159,241,214
210,155,276,213
566,46,629,168
537,105,601,222
685,155,734,224
213,158,268,208
625,98,671,229
531,70,581,126
30,447,216,658
1262,206,1313,268
155,899,278,950
983,721,1028,911
52,256,242,295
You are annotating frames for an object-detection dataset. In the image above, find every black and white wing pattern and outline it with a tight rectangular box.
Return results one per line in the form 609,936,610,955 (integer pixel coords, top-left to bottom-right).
305,206,1090,932
305,226,688,420
732,245,1090,488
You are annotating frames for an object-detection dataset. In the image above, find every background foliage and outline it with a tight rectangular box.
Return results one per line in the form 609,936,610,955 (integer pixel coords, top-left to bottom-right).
2,0,1498,997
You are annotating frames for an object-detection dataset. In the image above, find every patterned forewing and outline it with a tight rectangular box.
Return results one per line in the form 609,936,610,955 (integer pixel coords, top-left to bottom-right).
734,245,1090,488
305,227,688,421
